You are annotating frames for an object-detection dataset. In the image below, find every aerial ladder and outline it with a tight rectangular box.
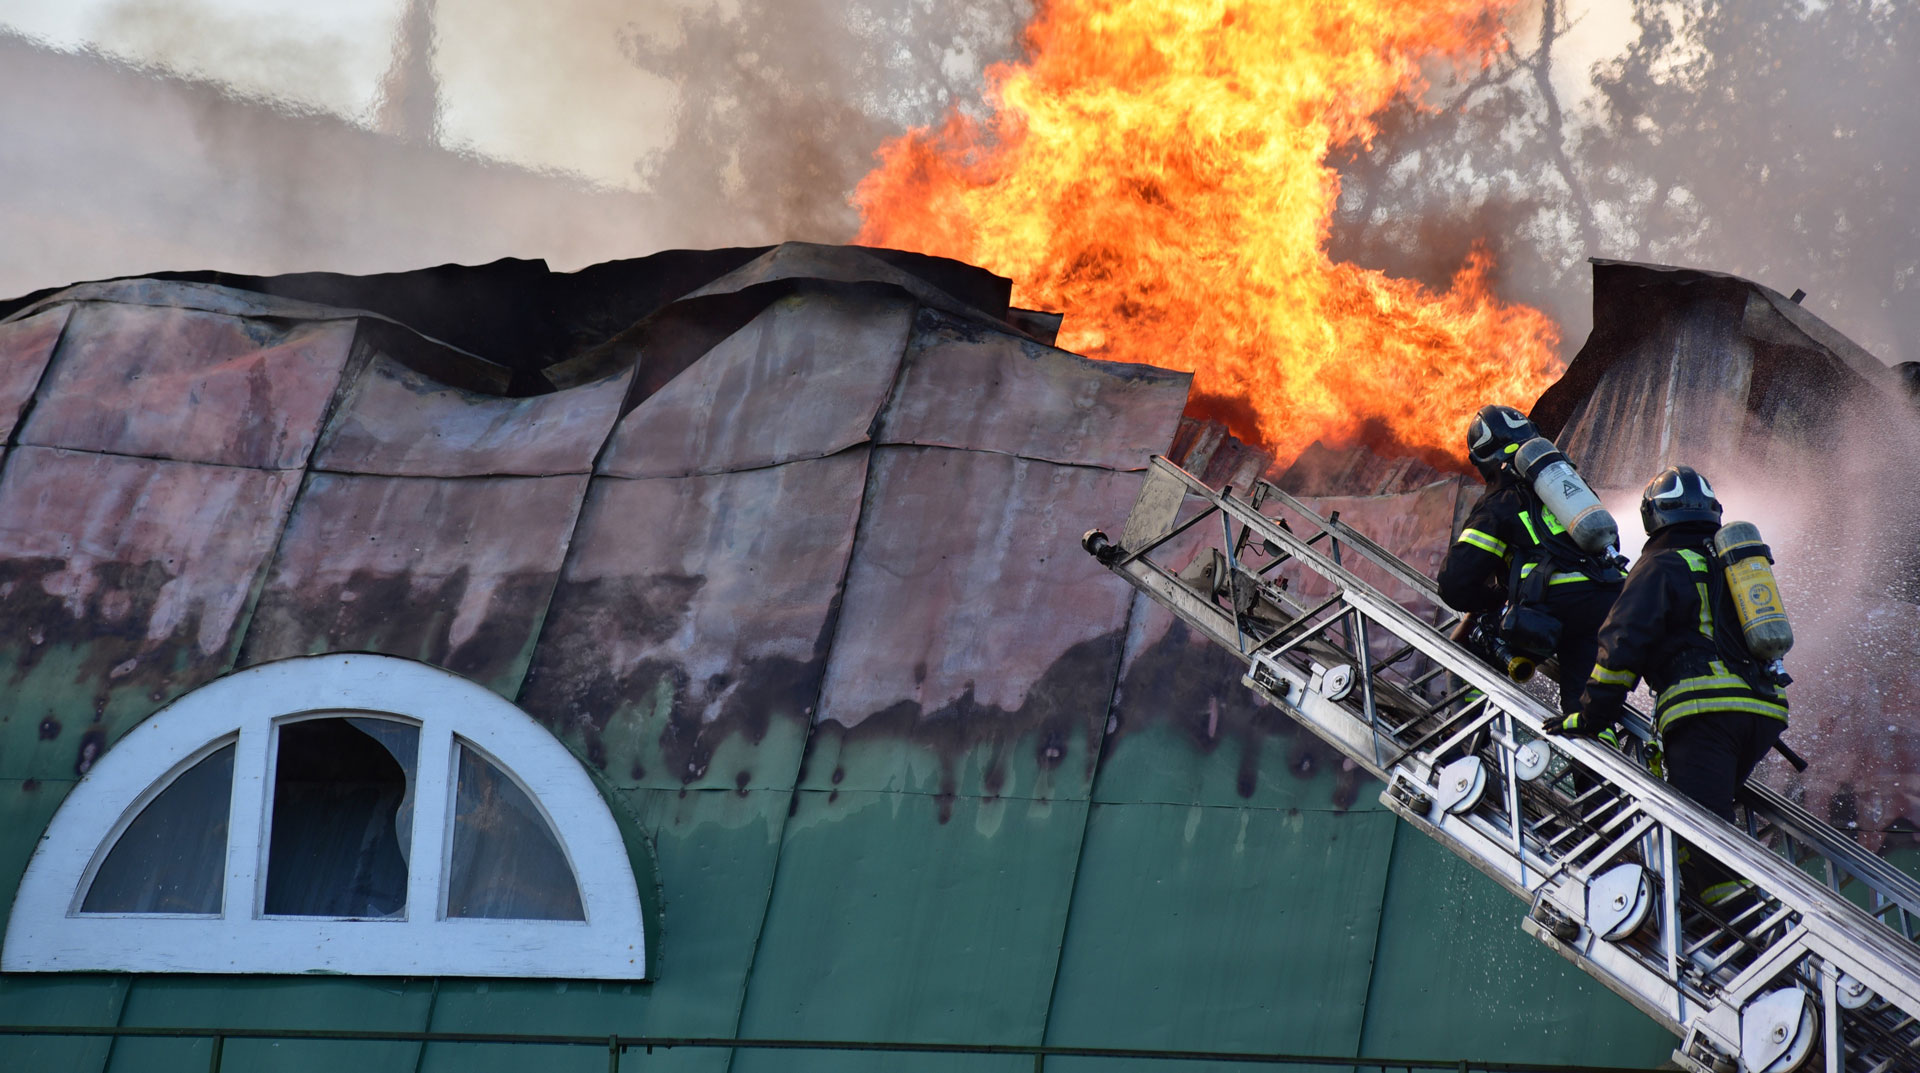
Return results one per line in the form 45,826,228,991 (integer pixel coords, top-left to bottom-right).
1082,456,1920,1073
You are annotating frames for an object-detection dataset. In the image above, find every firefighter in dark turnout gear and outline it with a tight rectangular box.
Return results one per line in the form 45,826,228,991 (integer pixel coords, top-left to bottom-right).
1437,405,1624,719
1568,466,1789,905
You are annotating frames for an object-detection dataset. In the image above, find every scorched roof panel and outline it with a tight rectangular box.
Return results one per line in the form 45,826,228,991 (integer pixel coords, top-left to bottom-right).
597,291,915,479
18,302,355,469
312,352,632,478
519,452,869,791
0,447,297,780
239,473,589,696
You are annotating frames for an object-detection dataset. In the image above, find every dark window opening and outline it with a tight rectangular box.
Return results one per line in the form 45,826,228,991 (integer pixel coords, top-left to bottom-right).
81,742,234,915
264,717,417,919
447,742,584,921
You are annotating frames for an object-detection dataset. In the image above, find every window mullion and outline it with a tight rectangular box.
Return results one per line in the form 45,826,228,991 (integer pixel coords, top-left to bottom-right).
407,720,455,923
225,723,272,921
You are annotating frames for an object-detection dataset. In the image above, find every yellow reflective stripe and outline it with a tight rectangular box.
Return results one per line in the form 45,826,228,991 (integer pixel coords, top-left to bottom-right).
1591,664,1638,687
1519,566,1595,584
1541,508,1567,535
1656,697,1790,731
1666,670,1759,692
1458,528,1506,556
1677,549,1709,572
1518,511,1540,545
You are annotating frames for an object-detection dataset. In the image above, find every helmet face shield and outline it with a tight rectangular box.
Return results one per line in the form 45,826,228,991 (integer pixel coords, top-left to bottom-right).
1639,465,1722,533
1466,404,1536,476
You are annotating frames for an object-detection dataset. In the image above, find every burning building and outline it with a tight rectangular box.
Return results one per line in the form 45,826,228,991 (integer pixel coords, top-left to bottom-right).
0,243,1682,1070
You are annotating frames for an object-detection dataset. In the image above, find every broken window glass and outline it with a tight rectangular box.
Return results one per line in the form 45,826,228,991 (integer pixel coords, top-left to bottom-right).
263,716,417,919
446,741,584,920
80,742,235,915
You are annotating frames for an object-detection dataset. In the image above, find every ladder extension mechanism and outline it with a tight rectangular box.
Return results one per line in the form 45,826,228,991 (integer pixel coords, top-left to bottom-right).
1084,457,1920,1073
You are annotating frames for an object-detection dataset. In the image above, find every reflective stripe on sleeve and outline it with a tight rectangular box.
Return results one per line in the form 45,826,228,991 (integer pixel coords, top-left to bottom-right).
1457,528,1506,556
1590,664,1638,687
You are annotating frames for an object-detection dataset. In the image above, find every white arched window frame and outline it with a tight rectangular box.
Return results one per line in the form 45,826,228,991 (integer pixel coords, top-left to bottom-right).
2,654,646,979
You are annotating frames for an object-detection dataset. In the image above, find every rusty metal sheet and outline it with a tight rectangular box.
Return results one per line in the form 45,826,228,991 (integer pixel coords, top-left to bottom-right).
313,352,630,477
18,302,356,469
597,291,914,479
876,308,1190,471
801,448,1135,805
0,305,69,442
518,452,869,790
0,447,298,781
239,474,590,698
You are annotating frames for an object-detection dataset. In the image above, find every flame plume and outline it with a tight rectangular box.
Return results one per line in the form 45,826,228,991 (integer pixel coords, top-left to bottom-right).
855,0,1562,468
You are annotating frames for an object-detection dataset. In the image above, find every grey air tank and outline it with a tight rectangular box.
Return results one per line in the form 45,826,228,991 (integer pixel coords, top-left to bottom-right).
1512,437,1618,556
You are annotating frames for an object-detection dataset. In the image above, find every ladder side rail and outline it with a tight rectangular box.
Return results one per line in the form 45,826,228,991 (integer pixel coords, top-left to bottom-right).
1106,557,1404,783
1247,476,1449,609
1742,783,1920,922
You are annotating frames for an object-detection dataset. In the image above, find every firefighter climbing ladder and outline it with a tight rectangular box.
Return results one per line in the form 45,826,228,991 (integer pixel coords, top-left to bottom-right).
1083,456,1920,1073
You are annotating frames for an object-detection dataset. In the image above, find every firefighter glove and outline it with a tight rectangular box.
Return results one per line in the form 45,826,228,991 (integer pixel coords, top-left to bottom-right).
1547,710,1607,739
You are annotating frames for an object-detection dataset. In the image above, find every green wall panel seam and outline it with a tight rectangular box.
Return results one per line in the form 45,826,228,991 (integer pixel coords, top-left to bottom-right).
98,974,133,1073
408,977,440,1073
1035,579,1137,1048
1352,817,1406,1052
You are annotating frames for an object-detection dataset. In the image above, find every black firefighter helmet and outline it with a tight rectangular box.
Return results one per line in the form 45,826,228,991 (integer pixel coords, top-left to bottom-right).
1640,465,1722,534
1465,404,1536,479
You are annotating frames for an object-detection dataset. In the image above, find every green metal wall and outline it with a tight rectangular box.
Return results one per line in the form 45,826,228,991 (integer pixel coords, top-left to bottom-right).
1,678,1675,1073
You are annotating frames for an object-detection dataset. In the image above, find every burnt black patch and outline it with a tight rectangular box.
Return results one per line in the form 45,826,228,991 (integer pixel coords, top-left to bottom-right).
75,728,106,775
805,632,1125,806
0,555,237,768
240,562,624,694
1108,619,1371,808
518,578,831,786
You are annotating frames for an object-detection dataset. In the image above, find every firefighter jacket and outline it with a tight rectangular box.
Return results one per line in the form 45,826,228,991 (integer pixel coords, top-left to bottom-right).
1437,471,1622,614
1579,523,1790,734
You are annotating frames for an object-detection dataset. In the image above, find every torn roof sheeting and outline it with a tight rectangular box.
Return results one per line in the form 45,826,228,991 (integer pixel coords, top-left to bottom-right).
0,242,1173,791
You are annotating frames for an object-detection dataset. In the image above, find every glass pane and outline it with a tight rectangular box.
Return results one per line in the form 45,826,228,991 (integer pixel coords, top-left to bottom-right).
447,743,584,920
264,717,417,919
81,743,235,914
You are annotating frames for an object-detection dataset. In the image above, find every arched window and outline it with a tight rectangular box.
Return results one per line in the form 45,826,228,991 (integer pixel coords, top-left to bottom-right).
2,654,646,979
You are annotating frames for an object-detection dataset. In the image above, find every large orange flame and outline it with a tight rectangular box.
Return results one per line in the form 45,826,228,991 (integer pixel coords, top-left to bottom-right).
855,0,1562,468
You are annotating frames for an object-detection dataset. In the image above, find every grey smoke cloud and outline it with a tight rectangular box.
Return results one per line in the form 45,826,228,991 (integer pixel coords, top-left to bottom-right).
1330,0,1920,367
0,1,1030,299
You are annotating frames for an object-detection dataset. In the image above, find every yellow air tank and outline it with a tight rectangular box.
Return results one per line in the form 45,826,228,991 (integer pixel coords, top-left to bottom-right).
1713,521,1793,661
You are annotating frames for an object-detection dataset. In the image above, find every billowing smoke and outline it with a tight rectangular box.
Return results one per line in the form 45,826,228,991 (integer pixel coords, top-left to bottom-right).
1330,0,1920,366
0,1,1031,300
